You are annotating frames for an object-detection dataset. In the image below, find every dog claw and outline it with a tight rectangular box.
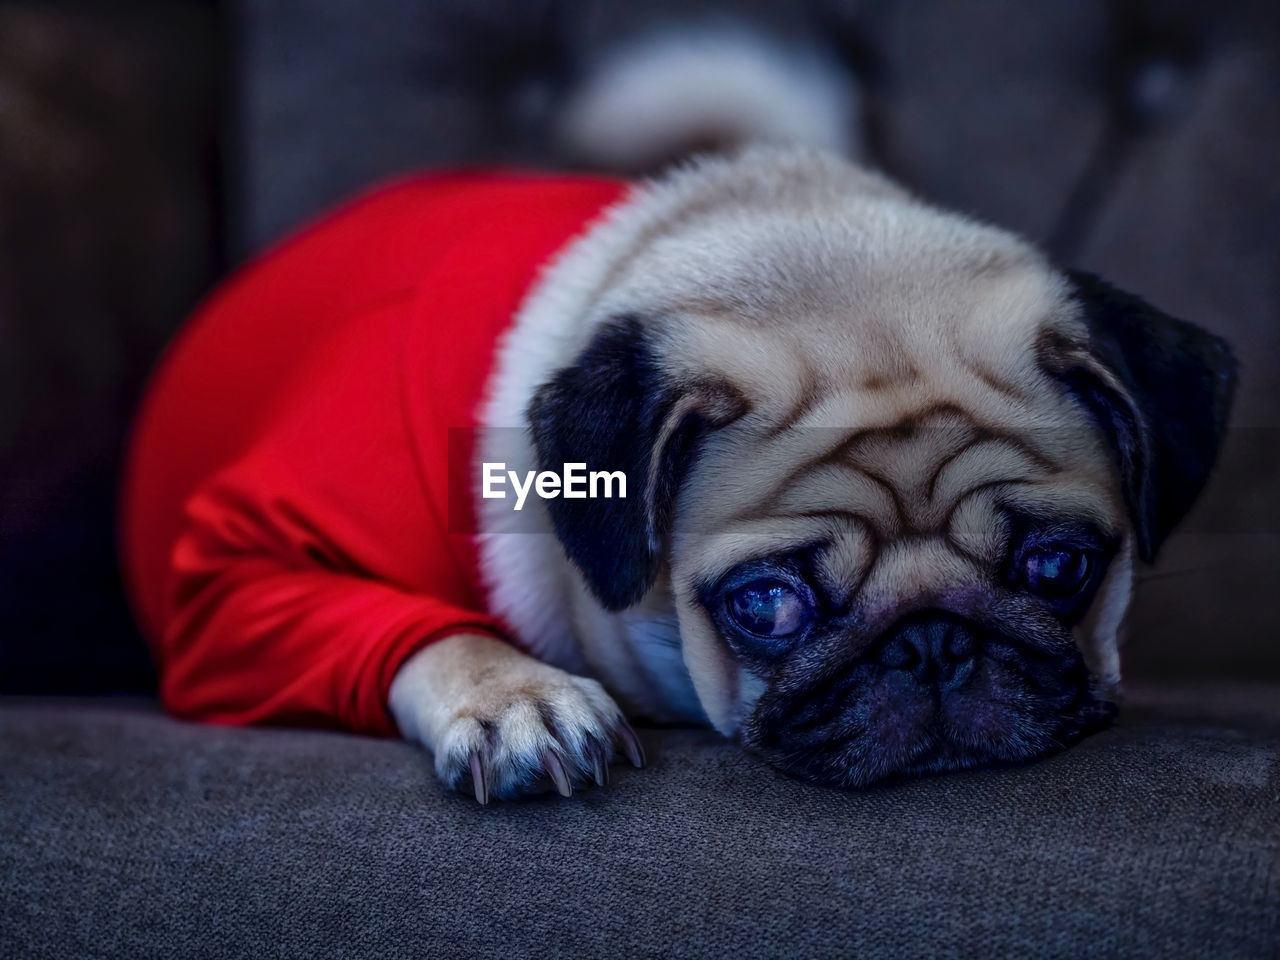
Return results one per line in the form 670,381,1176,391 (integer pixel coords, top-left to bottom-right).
592,749,608,787
469,752,489,806
541,750,573,797
616,718,646,769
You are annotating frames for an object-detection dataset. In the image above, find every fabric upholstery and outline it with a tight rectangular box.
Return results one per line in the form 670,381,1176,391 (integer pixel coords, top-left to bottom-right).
3,684,1277,959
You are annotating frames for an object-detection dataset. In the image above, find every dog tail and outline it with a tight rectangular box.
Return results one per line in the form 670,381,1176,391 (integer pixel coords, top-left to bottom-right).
557,24,860,173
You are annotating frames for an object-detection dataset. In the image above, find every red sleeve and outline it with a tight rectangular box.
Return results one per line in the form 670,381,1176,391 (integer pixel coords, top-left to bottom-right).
155,296,503,736
163,461,503,735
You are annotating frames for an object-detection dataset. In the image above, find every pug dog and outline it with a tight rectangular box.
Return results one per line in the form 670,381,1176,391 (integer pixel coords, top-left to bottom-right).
122,146,1235,804
385,146,1235,800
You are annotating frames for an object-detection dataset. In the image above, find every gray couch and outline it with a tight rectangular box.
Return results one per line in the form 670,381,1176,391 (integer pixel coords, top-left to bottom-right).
2,2,1278,957
4,683,1279,958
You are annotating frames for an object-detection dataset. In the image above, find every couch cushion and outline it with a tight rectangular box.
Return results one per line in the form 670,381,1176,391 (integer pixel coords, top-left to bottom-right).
2,683,1277,959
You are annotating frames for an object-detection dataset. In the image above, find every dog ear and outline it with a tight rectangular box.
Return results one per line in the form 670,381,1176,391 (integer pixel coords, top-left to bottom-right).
528,316,745,610
1045,270,1237,563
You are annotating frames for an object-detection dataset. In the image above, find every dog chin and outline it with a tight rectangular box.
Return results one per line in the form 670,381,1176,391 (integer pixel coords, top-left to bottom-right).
740,626,1118,789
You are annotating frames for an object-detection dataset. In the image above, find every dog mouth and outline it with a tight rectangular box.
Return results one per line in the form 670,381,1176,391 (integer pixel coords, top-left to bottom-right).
739,612,1117,788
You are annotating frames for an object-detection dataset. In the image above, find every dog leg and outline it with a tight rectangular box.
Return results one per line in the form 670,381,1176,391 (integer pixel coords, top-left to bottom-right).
388,633,645,803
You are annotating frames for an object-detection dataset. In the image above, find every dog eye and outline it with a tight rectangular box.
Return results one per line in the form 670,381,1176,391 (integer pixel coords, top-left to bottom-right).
1021,544,1091,598
727,578,813,638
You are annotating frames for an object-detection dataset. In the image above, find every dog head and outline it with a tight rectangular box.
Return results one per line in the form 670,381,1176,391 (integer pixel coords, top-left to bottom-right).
527,152,1236,787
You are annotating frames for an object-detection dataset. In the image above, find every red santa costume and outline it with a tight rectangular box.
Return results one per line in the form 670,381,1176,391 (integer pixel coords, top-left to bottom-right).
120,171,629,736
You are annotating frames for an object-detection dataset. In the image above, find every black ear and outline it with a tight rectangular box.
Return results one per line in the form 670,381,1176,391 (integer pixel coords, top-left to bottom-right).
527,316,745,610
1052,270,1237,563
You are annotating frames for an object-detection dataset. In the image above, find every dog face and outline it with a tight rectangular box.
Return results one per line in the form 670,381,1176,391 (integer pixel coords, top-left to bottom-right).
527,151,1235,787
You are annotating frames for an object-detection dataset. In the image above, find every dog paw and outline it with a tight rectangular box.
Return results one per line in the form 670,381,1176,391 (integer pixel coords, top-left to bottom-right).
389,633,645,804
436,674,645,804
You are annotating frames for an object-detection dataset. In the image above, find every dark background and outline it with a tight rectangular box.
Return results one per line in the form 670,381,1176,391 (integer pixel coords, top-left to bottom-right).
1,0,1277,695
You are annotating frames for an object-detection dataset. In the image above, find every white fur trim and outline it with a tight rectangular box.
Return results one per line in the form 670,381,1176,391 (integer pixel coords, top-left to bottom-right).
558,27,859,169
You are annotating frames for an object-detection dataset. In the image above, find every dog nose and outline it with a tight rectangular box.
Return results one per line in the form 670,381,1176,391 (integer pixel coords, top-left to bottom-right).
878,613,978,690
